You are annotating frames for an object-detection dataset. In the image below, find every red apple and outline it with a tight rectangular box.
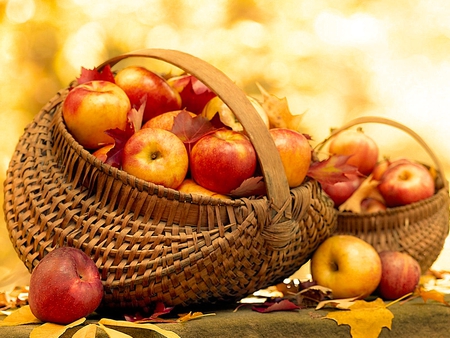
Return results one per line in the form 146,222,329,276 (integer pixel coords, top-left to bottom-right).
269,128,312,188
377,251,421,300
142,109,196,131
322,174,365,207
122,128,189,189
360,197,387,213
329,129,379,175
378,161,435,207
190,129,257,195
372,158,411,181
114,66,181,123
28,247,103,325
62,80,131,150
167,74,216,114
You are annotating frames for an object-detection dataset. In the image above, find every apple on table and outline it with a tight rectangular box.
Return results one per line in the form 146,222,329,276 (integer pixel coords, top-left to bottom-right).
28,247,103,325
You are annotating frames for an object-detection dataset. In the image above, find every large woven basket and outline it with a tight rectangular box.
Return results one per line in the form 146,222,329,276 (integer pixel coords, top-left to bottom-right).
3,49,336,311
318,116,449,272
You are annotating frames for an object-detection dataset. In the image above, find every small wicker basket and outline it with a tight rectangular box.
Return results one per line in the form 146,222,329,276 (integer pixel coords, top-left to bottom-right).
318,116,449,272
3,49,336,311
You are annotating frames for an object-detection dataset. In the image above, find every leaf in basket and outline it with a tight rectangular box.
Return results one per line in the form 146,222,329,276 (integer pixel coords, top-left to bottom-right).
252,299,300,313
76,65,115,86
229,176,266,197
176,75,217,114
256,83,304,131
324,298,393,338
307,154,360,186
338,175,383,213
170,109,217,152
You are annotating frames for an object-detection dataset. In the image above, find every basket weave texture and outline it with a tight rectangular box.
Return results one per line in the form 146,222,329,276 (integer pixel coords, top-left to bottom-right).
3,49,336,310
321,117,450,272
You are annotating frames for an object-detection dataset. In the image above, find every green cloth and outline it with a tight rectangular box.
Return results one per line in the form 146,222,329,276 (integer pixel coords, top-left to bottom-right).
1,295,450,337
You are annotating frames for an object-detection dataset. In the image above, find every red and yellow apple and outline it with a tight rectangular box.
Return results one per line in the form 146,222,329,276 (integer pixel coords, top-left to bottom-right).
360,197,387,213
142,109,196,131
377,251,421,300
122,128,188,189
328,129,379,175
377,161,435,207
114,66,181,123
310,235,382,299
177,178,230,200
372,158,411,181
190,129,257,195
269,128,312,188
62,80,131,149
28,247,103,325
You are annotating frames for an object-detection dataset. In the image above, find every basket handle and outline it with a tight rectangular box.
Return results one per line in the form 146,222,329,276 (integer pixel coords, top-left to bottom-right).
96,48,291,213
316,116,448,190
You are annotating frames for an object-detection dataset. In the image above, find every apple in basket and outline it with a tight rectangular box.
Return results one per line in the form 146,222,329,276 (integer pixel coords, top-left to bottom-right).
190,129,257,195
328,129,379,175
321,174,365,207
122,127,189,189
62,80,131,150
310,235,382,299
28,247,103,325
269,128,312,188
114,66,181,123
377,161,435,207
376,251,421,300
142,110,196,131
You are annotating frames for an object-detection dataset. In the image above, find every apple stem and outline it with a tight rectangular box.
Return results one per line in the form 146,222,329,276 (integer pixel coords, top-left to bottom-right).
385,292,413,308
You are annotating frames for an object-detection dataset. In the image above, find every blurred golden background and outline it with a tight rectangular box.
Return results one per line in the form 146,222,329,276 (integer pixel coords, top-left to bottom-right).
1,0,449,291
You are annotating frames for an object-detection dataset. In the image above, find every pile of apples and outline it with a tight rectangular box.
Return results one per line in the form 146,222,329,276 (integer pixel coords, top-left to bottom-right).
62,65,312,198
320,128,436,212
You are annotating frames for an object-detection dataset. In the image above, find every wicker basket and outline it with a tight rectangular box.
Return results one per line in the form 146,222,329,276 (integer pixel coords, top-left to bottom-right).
318,116,449,272
3,49,336,311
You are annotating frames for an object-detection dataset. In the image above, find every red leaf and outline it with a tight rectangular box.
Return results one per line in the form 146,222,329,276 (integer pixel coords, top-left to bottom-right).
252,299,300,313
307,154,361,185
76,65,115,85
170,109,217,151
230,176,266,197
124,302,175,323
178,75,216,114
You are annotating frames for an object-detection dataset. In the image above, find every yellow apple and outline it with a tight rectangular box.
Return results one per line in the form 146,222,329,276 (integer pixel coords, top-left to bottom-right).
62,80,131,149
269,128,312,188
142,110,196,131
310,235,382,299
177,178,230,200
122,128,188,189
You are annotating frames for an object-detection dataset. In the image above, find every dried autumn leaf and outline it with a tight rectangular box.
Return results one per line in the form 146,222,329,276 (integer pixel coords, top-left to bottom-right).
252,299,300,313
177,311,216,322
98,318,181,338
316,296,359,310
256,82,304,131
30,317,85,338
307,154,360,186
0,305,41,326
324,298,393,338
338,175,383,213
415,286,450,305
230,176,266,198
296,285,333,308
76,65,115,85
124,302,175,324
98,323,132,338
72,324,98,338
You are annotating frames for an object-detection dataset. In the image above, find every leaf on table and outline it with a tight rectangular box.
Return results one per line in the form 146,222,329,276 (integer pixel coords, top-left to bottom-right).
307,154,360,186
324,298,393,338
76,65,115,86
256,83,304,131
230,176,266,198
30,317,86,338
177,311,216,322
252,299,300,313
72,324,98,338
296,285,332,308
0,305,41,326
315,296,359,310
171,109,217,151
415,286,450,306
338,175,382,213
124,302,175,323
98,323,132,338
99,318,181,338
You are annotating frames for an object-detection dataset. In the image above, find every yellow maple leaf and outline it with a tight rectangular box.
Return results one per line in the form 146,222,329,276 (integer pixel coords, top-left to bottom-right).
315,296,359,310
324,298,394,338
177,311,216,322
0,305,42,326
98,318,181,338
72,324,98,338
30,317,85,338
416,286,450,305
256,83,304,131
